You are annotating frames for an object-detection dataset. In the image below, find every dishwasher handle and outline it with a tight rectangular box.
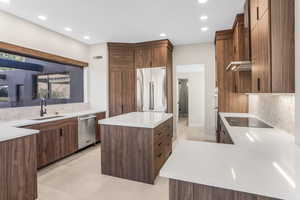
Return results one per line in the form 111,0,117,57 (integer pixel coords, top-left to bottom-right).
78,115,96,121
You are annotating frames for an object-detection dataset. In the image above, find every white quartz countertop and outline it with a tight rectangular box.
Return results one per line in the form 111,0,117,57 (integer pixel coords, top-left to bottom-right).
0,109,106,142
160,112,300,200
99,112,173,128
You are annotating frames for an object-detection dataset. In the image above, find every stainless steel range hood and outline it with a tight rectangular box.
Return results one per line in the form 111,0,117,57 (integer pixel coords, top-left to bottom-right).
226,61,251,72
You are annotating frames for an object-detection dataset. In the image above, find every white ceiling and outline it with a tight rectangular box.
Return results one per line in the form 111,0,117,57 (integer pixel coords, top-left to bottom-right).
0,0,245,45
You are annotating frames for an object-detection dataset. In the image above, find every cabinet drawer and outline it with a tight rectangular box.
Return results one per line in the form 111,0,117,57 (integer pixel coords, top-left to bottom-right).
154,118,173,141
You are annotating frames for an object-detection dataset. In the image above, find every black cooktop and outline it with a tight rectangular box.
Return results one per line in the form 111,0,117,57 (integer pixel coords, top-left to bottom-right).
225,117,273,128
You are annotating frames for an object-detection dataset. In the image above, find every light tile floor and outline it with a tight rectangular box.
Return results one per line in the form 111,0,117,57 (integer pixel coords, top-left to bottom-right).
37,119,210,200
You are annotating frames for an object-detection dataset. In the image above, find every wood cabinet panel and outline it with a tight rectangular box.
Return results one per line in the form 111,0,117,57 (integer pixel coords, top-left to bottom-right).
258,0,269,19
270,0,295,93
0,135,37,200
24,118,79,169
96,112,106,142
215,30,248,113
108,44,135,117
232,14,252,94
109,70,123,117
101,118,173,184
7,136,37,200
0,141,8,200
152,46,167,67
250,0,294,93
251,11,271,93
109,40,173,117
135,47,152,68
257,11,271,93
60,120,78,157
250,0,258,30
122,70,136,114
37,128,61,168
170,179,194,200
170,179,280,200
108,46,135,70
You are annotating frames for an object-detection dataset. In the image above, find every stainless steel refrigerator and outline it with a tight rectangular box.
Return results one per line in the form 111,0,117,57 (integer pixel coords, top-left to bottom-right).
136,67,167,112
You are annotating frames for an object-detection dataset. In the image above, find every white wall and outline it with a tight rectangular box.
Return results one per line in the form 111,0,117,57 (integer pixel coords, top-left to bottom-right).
88,43,108,111
173,43,216,140
0,11,89,61
295,1,300,145
177,71,205,127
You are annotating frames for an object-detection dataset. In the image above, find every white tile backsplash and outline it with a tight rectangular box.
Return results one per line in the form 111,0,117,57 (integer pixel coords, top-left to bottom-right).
249,94,295,135
0,103,90,121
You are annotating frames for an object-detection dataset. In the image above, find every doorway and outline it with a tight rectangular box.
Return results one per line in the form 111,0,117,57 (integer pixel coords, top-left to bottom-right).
178,79,189,121
175,64,206,141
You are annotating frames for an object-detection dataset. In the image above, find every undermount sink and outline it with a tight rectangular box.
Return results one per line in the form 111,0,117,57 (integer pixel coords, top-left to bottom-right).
32,116,65,121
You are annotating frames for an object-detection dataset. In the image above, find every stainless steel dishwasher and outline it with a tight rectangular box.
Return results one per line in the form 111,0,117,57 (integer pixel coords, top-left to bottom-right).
78,115,96,150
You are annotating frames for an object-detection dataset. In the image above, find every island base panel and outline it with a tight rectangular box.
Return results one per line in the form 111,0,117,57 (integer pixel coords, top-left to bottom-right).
101,125,155,184
169,179,280,200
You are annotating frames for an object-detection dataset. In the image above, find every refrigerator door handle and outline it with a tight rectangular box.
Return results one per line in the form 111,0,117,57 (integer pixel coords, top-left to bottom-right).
149,81,152,110
151,82,155,110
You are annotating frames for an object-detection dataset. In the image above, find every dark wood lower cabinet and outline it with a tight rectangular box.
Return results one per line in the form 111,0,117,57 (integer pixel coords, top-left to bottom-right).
0,135,37,200
101,118,173,184
170,179,280,200
24,118,78,168
96,112,106,142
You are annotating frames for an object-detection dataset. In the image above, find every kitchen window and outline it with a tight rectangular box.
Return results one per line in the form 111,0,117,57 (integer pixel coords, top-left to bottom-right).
37,73,71,100
0,52,84,108
0,85,8,102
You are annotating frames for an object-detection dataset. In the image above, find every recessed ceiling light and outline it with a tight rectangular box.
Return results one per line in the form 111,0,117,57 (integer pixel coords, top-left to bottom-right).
0,0,10,4
38,15,47,21
200,15,208,21
198,0,208,4
160,33,167,37
64,27,72,32
201,27,209,32
83,36,90,40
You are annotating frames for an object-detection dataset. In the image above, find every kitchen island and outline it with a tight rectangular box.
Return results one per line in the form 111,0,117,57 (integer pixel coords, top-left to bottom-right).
99,112,173,184
160,112,300,200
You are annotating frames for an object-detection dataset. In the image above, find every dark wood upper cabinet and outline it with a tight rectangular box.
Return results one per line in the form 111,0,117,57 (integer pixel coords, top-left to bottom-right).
215,30,249,113
250,0,295,93
152,46,168,67
258,0,269,19
135,47,152,68
232,13,252,94
108,40,173,117
108,43,136,117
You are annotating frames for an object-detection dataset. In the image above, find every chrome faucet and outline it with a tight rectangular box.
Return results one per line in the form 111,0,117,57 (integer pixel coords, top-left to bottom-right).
40,98,47,117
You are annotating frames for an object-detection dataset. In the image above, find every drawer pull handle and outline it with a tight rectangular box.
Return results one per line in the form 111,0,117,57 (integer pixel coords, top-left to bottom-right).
157,153,163,158
158,142,162,146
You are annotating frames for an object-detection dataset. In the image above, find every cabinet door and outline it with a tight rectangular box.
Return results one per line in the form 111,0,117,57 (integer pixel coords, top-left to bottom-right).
258,0,269,19
250,0,258,30
122,70,136,114
37,128,61,168
96,112,106,142
0,141,8,200
135,47,152,68
6,136,37,200
60,121,78,157
251,25,260,93
109,71,123,117
109,47,135,70
152,46,167,67
257,12,271,93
